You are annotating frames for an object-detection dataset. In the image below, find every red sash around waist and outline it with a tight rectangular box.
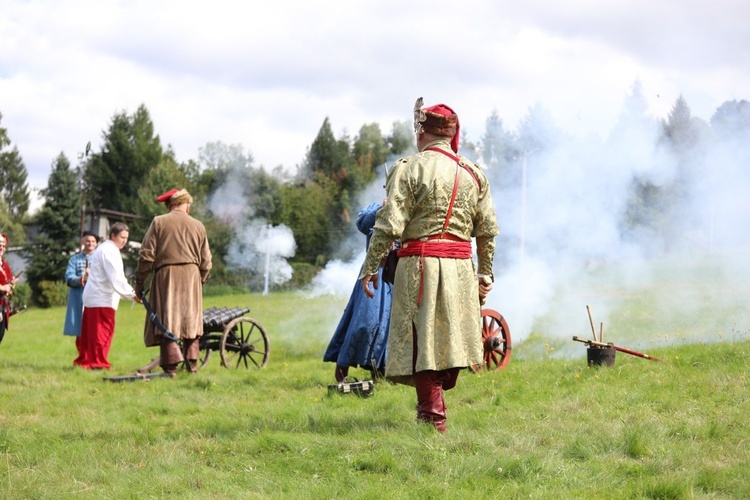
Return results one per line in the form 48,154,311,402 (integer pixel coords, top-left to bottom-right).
397,234,472,305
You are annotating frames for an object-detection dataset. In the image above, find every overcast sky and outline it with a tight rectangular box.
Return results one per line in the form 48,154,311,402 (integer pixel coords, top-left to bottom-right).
2,0,748,205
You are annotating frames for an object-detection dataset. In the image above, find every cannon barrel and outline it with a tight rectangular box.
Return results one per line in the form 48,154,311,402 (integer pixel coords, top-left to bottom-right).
203,306,250,329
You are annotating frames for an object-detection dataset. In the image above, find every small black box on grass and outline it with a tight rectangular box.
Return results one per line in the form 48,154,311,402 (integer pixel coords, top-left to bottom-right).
587,346,616,367
327,378,374,398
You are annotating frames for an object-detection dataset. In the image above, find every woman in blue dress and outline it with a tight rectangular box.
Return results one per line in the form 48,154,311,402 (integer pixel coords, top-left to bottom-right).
63,231,98,339
324,201,393,381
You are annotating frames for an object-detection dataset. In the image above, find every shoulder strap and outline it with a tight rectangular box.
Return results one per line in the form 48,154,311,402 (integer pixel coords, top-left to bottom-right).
426,147,481,188
426,146,477,238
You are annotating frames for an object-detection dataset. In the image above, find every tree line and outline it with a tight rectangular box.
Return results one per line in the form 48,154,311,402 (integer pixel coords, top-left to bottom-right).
2,81,749,305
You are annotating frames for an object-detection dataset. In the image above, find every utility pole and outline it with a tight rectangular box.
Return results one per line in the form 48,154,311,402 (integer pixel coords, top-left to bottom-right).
78,142,91,239
520,151,528,270
262,224,270,296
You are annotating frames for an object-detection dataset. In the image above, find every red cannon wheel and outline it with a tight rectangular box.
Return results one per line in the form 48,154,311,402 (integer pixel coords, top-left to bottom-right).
479,308,512,370
220,317,270,369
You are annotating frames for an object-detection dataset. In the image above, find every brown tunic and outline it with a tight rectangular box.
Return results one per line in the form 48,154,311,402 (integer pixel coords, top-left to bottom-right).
360,138,499,378
135,210,212,347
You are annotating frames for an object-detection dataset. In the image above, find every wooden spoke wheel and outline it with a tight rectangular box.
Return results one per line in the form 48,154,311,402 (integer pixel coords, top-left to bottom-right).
197,346,211,369
175,339,211,372
479,308,512,371
220,317,270,369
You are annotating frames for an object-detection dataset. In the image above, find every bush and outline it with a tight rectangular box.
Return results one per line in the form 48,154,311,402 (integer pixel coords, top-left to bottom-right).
36,280,69,308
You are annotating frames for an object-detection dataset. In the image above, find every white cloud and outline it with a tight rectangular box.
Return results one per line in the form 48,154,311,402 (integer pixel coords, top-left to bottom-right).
1,0,748,200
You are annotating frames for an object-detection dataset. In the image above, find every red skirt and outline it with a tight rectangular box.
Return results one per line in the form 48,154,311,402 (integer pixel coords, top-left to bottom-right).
73,307,116,370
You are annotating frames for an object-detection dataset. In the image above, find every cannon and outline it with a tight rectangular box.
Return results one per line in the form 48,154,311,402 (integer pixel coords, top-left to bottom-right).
137,304,269,374
200,306,269,370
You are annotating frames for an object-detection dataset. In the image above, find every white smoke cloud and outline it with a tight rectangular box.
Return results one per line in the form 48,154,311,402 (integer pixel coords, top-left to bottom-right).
221,220,295,290
307,251,364,299
484,99,750,351
206,170,252,225
208,172,296,292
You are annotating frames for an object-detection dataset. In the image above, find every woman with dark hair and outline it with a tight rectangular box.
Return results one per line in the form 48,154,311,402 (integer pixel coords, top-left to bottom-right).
63,231,99,340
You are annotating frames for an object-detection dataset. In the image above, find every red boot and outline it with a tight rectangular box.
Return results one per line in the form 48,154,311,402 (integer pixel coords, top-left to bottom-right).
414,371,447,433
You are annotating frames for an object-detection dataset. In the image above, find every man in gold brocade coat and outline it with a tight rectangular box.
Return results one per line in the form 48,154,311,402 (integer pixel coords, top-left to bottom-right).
360,98,499,433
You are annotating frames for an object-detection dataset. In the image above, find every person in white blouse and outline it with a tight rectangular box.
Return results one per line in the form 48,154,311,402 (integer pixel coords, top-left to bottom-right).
73,222,141,370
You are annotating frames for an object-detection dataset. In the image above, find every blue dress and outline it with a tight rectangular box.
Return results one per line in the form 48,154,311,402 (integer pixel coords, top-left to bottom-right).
323,203,392,374
63,252,89,336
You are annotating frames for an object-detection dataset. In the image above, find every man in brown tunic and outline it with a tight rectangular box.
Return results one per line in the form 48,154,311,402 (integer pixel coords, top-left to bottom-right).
135,188,212,374
360,98,499,432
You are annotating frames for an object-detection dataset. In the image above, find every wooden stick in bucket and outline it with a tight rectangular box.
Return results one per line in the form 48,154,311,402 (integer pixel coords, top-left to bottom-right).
586,305,598,342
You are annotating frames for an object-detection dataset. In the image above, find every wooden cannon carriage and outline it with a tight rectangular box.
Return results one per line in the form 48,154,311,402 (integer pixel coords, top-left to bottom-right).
137,305,269,373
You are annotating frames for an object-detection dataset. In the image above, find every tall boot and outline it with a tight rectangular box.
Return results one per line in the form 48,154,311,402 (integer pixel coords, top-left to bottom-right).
160,341,184,375
414,370,447,433
182,338,200,373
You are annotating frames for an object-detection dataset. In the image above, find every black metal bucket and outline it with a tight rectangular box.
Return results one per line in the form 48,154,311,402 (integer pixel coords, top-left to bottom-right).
587,346,616,367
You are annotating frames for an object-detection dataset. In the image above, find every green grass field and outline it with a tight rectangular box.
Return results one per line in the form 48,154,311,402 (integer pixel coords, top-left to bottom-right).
1,256,749,498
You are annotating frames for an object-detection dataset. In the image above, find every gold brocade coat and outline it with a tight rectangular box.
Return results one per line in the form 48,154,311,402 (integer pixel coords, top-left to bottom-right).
360,139,499,378
135,210,212,347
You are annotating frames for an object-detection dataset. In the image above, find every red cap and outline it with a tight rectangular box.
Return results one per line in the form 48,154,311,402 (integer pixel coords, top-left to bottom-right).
156,188,179,202
423,103,460,153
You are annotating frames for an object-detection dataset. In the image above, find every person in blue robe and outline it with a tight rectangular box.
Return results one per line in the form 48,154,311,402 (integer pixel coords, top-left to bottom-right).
63,231,99,338
324,201,393,381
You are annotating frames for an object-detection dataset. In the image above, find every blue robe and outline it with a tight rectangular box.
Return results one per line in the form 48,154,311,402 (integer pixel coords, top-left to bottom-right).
323,203,392,373
63,252,89,336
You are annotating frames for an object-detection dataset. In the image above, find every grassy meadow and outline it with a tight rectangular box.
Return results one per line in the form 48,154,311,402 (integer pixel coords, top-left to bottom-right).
1,256,749,499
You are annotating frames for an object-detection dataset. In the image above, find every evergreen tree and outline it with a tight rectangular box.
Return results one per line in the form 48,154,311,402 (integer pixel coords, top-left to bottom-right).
710,99,750,142
25,153,81,304
613,80,666,248
387,120,415,157
662,95,706,156
352,123,390,170
295,118,361,261
132,151,190,237
84,104,163,215
302,117,353,179
479,111,520,189
0,198,24,245
0,112,30,221
621,91,708,252
516,103,560,155
661,96,710,250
